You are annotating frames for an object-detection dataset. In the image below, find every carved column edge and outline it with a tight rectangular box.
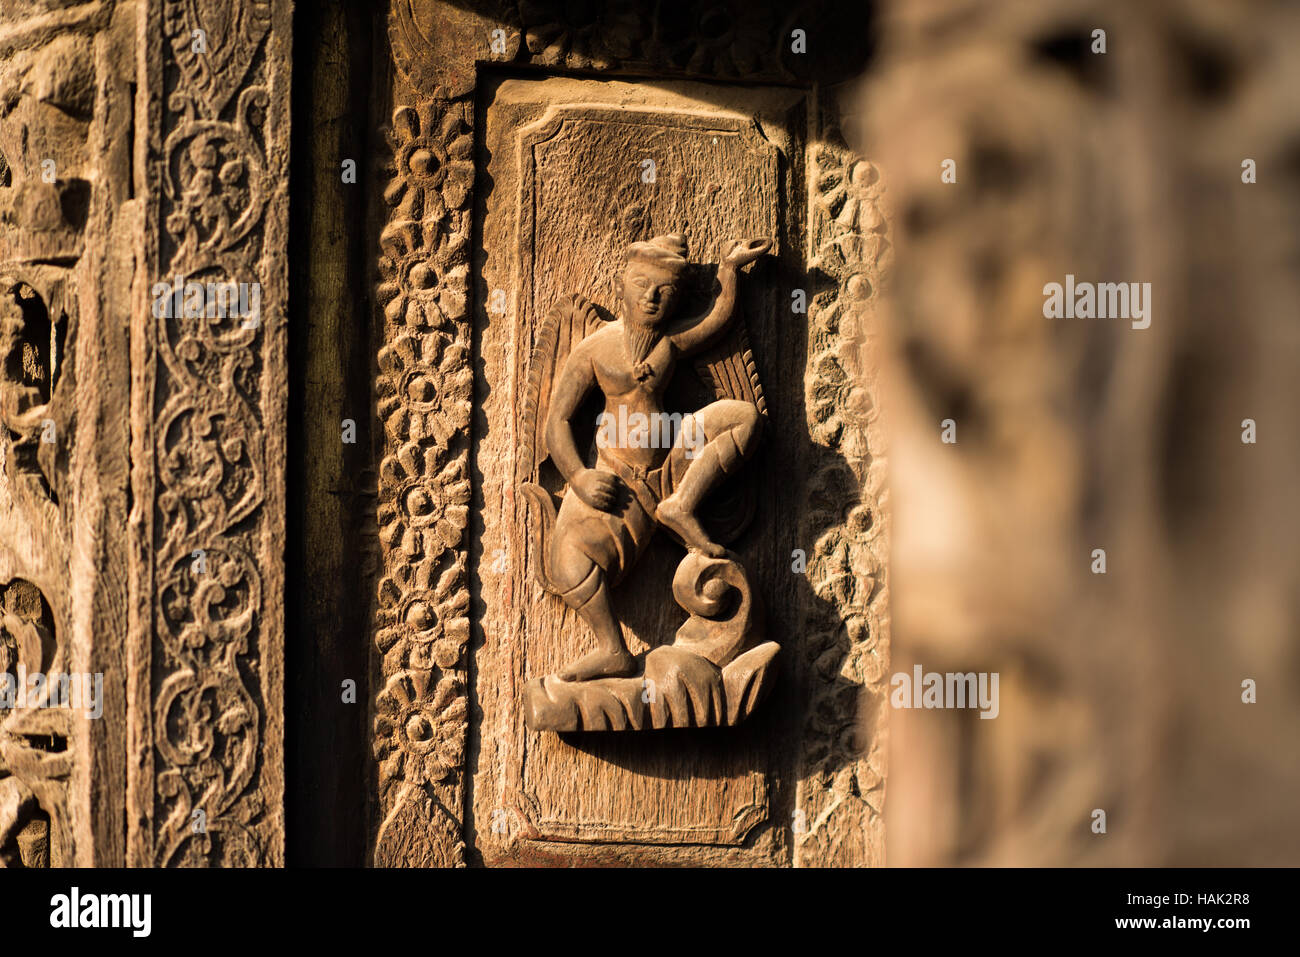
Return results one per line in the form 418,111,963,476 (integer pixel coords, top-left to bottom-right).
128,0,290,868
0,0,132,869
792,129,891,868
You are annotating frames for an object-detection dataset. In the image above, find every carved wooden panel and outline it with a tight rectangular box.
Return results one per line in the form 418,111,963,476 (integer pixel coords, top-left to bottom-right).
371,0,886,868
474,78,806,859
0,0,883,869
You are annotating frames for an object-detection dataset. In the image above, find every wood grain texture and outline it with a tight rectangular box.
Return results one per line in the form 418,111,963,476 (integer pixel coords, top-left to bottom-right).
286,0,374,867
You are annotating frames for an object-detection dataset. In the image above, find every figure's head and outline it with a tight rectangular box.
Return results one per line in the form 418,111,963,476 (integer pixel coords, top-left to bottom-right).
616,234,688,328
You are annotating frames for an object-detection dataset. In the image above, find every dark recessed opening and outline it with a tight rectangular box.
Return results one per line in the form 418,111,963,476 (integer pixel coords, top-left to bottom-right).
58,179,91,231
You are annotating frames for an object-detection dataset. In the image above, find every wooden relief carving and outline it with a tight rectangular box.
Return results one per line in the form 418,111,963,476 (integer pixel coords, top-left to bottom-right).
0,578,67,867
0,0,886,870
518,234,782,730
129,0,290,867
0,0,116,868
476,81,801,859
792,135,890,867
376,1,886,867
370,95,475,867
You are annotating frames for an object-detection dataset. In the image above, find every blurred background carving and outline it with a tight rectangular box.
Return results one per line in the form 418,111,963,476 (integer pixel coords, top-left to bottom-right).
849,0,1300,864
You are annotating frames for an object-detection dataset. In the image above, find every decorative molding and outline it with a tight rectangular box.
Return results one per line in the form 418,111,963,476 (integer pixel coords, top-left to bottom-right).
792,132,890,867
371,96,474,868
130,0,289,867
0,0,114,868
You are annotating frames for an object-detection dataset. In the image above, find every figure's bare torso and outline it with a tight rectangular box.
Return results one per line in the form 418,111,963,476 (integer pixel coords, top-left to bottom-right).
582,322,677,471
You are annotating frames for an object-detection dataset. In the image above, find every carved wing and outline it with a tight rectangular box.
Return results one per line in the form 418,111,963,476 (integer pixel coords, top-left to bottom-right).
692,315,767,544
693,318,767,416
519,293,606,483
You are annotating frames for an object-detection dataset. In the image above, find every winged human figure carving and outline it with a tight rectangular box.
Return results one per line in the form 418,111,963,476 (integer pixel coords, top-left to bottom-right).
518,234,781,731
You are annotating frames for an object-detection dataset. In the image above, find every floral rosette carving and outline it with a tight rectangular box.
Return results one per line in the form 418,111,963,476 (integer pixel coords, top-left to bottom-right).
519,0,645,69
376,331,472,446
374,670,466,790
794,135,890,865
372,101,476,867
373,669,468,867
382,103,473,224
810,146,888,351
382,467,470,566
376,104,473,333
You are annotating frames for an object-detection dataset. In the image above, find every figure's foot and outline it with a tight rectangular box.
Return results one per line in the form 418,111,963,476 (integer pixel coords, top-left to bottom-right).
656,496,727,558
558,647,637,682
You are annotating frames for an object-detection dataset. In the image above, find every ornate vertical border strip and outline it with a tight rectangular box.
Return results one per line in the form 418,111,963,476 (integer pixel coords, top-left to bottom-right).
129,0,288,867
370,97,476,868
793,132,891,867
369,1,513,868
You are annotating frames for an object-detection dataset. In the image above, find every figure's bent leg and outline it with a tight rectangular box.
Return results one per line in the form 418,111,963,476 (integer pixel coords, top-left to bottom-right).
551,535,636,681
656,400,761,557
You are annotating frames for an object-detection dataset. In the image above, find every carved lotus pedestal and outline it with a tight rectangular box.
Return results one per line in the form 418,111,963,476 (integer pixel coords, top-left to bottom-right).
523,552,779,732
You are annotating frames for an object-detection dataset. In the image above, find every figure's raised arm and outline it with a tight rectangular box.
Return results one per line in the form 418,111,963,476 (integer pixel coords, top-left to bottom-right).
668,238,771,355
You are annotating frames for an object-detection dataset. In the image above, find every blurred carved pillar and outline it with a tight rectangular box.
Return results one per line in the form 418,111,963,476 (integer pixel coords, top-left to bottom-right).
856,0,1300,864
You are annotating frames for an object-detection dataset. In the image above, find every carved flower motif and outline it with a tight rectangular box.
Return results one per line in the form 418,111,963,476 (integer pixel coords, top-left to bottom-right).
519,0,645,69
376,331,473,445
373,556,470,669
160,546,257,651
399,597,466,672
403,480,468,550
818,154,884,236
383,103,473,224
374,670,466,787
377,451,471,563
376,102,472,331
165,129,257,254
814,147,886,350
375,218,470,330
